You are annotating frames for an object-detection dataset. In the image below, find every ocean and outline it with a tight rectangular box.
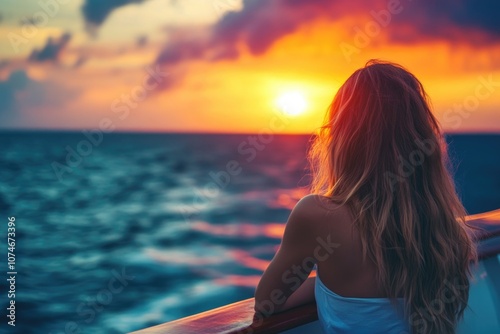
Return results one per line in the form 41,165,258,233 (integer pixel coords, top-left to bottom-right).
0,132,499,333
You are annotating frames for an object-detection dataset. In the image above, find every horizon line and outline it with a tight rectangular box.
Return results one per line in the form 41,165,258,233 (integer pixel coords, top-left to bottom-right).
0,128,499,136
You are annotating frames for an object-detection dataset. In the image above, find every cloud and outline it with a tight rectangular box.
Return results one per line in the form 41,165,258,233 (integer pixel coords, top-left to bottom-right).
155,0,332,67
432,0,500,35
81,0,146,34
384,0,500,44
28,33,72,63
0,70,30,119
0,69,80,128
154,0,500,71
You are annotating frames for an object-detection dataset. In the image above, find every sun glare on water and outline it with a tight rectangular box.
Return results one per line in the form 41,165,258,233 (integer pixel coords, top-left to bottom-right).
276,91,308,116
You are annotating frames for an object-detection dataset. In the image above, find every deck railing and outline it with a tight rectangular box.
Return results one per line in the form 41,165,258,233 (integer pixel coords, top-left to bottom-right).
130,298,317,334
131,209,500,334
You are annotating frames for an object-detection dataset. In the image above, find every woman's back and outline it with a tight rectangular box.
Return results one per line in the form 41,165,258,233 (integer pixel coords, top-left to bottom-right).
299,195,410,332
254,61,477,334
309,196,385,298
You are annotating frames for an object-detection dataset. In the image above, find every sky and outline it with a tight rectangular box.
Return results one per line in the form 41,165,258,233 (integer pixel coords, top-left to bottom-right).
0,0,500,133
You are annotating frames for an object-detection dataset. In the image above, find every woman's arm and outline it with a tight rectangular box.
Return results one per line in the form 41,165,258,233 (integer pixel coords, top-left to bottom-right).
254,196,319,315
278,275,316,310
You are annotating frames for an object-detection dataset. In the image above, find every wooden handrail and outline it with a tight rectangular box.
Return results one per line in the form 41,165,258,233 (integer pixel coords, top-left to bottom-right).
130,209,500,334
130,298,318,334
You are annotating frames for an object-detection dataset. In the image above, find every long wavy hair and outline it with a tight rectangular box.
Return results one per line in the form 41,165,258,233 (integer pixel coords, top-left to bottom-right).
308,60,477,334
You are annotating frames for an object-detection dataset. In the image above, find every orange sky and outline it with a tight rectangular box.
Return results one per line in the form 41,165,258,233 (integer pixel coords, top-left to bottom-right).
1,0,499,133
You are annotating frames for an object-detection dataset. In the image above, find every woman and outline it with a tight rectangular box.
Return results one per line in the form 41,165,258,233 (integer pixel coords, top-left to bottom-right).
254,60,477,334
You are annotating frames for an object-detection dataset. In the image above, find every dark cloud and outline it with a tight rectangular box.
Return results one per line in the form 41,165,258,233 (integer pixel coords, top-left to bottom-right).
28,33,71,63
152,0,500,89
0,70,30,118
155,0,362,68
0,70,79,127
150,0,343,72
157,37,206,64
433,0,500,35
386,0,500,44
81,0,146,34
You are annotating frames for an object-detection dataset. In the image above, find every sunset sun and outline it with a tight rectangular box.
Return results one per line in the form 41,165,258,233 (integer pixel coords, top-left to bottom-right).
276,91,308,116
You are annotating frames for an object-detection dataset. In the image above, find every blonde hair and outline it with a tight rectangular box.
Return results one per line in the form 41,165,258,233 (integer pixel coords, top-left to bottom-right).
308,60,477,333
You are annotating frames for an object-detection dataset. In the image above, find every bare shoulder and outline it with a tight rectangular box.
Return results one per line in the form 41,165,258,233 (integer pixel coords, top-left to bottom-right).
289,194,350,231
280,194,351,256
293,194,346,216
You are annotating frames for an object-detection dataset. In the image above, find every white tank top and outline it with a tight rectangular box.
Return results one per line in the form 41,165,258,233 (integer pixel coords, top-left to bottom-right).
315,274,410,334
